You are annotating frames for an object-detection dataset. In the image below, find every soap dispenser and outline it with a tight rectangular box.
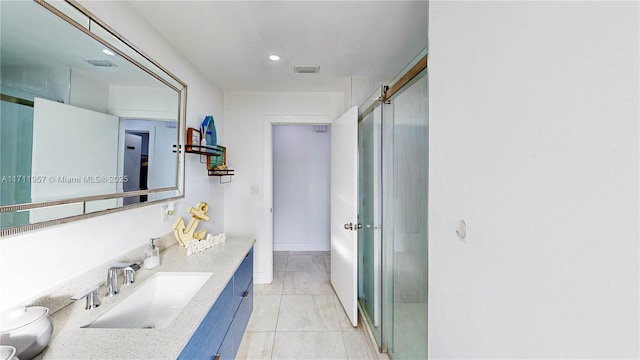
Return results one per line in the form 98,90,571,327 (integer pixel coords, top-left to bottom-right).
144,238,160,270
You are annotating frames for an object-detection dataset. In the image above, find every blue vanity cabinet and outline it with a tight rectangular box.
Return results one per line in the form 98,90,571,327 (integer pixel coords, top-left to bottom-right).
178,247,254,360
234,249,253,308
219,279,253,359
178,281,234,359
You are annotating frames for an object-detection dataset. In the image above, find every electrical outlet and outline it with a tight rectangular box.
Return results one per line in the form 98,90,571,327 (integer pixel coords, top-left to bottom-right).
161,205,169,223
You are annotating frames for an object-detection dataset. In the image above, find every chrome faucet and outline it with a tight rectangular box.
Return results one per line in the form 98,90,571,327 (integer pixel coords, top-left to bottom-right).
71,286,101,310
106,262,141,297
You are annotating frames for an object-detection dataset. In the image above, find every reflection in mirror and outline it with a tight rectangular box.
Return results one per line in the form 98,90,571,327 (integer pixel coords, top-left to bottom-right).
0,1,186,235
120,119,178,205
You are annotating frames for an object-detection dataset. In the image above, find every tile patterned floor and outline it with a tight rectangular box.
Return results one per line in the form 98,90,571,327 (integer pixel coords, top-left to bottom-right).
237,251,378,360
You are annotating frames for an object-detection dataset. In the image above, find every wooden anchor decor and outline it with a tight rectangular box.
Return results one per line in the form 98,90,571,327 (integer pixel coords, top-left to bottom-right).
173,202,210,246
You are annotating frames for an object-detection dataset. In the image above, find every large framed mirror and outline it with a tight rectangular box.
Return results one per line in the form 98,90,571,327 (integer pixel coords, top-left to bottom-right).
1,0,187,236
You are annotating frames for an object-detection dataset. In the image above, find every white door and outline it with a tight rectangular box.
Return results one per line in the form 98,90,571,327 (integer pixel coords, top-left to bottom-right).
330,106,359,327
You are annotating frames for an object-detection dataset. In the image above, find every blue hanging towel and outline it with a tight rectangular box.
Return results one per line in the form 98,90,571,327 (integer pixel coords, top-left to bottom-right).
201,115,217,153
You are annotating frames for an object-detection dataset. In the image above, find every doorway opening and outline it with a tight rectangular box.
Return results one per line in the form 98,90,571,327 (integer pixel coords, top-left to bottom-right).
272,124,331,252
263,115,335,285
118,118,178,205
123,131,149,205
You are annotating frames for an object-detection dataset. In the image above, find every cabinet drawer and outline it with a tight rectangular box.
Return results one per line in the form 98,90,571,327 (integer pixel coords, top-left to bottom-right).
178,280,234,360
217,280,253,360
233,248,253,309
233,279,253,340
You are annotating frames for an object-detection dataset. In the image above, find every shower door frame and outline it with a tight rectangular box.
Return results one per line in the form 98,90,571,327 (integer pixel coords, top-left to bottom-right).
357,50,428,359
357,87,385,350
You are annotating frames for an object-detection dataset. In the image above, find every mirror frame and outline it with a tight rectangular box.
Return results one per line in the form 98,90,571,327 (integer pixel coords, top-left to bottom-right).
1,0,187,237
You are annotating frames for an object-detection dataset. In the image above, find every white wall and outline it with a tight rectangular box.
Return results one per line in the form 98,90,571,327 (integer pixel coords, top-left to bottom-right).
273,125,331,252
108,85,178,120
224,91,344,283
69,70,109,113
349,75,391,108
428,1,639,358
0,1,225,311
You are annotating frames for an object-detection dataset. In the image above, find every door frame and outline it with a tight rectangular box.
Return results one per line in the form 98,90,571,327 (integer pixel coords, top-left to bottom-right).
262,115,336,284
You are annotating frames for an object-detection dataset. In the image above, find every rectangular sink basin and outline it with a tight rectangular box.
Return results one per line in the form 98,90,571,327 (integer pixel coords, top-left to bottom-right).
86,272,213,329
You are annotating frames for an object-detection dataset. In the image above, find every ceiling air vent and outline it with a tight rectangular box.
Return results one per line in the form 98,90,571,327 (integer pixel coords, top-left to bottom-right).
314,125,328,133
294,66,320,74
84,59,117,67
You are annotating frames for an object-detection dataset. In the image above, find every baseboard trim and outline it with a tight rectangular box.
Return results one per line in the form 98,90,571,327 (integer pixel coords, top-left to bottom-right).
273,242,330,252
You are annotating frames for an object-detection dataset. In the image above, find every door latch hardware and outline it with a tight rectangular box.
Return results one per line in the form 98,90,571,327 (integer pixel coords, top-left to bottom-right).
343,222,362,231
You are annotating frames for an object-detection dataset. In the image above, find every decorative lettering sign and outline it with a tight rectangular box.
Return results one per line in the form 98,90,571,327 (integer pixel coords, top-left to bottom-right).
186,233,227,256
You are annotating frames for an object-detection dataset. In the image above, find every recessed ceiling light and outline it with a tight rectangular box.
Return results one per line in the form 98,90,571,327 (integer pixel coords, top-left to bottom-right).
102,49,115,56
268,54,281,61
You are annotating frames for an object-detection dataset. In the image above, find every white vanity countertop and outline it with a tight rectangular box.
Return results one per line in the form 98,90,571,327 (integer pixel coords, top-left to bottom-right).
39,237,255,360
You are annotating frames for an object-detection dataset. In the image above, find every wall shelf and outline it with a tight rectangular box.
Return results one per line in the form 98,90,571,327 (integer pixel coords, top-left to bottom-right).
208,169,234,184
173,144,223,156
208,169,234,176
186,145,223,156
175,144,234,184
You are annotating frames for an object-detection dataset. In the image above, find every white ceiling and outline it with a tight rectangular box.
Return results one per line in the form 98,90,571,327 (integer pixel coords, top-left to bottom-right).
125,1,428,92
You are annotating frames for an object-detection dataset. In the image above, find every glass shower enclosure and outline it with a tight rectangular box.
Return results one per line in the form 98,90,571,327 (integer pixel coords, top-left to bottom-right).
0,97,34,228
358,88,384,345
357,54,428,360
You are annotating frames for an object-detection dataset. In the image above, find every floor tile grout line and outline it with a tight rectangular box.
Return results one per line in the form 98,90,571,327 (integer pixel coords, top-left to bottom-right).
340,330,350,359
269,253,287,360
